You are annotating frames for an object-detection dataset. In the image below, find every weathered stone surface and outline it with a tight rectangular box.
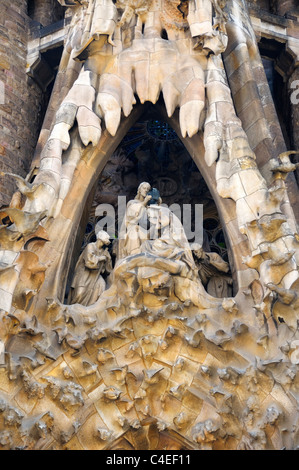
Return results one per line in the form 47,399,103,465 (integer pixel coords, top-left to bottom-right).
0,0,299,452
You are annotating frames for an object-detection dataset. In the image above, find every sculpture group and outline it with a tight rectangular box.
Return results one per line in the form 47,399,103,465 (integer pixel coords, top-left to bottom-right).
0,0,299,450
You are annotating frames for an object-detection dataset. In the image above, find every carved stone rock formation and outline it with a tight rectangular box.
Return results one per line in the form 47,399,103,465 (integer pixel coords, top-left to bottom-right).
0,0,299,451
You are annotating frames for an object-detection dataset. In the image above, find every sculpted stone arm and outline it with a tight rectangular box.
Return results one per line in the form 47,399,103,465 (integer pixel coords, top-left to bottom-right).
103,250,113,273
83,244,102,270
205,252,230,273
125,199,150,230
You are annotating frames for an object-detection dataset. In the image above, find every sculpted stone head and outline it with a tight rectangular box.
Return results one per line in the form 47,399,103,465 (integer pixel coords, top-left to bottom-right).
136,182,151,199
96,230,110,246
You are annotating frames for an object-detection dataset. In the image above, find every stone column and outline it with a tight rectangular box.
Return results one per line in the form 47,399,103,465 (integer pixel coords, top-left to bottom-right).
0,1,45,207
224,0,286,169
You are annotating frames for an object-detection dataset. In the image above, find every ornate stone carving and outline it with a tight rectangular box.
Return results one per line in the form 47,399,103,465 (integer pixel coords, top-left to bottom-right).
68,229,112,305
0,0,299,451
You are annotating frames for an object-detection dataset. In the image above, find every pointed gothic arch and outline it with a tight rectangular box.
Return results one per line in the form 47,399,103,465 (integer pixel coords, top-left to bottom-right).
67,102,246,300
28,99,254,323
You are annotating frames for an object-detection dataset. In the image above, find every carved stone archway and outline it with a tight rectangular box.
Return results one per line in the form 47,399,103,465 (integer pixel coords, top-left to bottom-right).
27,99,251,324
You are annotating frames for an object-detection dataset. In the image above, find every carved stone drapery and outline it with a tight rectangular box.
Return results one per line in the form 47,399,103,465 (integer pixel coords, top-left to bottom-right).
68,229,112,305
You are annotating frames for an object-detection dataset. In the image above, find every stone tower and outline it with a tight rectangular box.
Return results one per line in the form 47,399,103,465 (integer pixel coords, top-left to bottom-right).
0,0,65,206
0,0,299,451
0,1,43,206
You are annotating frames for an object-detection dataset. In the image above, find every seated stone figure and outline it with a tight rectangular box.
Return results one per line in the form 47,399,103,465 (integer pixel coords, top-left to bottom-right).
143,203,196,276
69,230,112,306
117,182,196,280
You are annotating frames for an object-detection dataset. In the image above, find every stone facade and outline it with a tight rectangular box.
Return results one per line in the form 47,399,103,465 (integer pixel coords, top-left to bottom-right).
0,0,298,451
0,1,49,207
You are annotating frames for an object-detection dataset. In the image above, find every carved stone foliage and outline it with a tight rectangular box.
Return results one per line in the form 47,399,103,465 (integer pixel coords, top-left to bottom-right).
0,183,299,450
0,0,299,451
